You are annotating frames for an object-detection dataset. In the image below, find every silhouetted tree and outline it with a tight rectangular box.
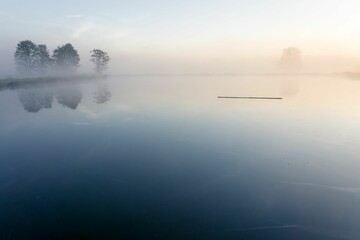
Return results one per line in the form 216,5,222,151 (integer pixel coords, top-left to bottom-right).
279,47,302,72
90,49,110,75
14,40,38,74
34,44,52,74
52,43,80,73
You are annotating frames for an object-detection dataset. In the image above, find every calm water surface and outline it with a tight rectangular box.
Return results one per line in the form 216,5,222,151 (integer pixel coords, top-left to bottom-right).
1,75,360,239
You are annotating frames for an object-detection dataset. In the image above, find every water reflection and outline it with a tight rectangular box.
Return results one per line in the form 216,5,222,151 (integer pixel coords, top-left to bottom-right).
18,89,53,113
0,165,17,192
56,87,82,110
2,76,360,239
93,82,111,104
13,79,112,113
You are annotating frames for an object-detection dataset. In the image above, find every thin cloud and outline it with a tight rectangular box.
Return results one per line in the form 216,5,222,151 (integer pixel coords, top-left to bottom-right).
116,17,130,23
71,22,94,38
66,14,84,19
115,13,151,24
105,29,131,39
0,11,11,18
70,21,131,39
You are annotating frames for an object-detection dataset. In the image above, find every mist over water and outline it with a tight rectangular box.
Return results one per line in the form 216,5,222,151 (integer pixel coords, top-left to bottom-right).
1,50,360,77
2,0,360,239
1,75,360,239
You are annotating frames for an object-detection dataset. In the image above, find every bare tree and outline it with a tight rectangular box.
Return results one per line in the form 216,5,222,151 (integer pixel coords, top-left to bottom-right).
90,49,110,75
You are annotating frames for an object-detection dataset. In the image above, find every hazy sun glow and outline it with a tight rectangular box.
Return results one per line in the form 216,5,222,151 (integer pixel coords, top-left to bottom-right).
1,0,360,74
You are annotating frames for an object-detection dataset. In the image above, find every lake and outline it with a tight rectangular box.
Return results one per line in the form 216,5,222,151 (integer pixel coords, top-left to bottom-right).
1,75,360,239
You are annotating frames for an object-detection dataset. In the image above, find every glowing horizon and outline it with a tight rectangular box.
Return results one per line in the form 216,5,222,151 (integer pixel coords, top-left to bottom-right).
1,0,360,74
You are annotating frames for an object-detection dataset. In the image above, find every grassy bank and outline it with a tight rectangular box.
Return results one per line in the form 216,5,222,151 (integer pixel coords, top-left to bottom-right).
0,74,103,91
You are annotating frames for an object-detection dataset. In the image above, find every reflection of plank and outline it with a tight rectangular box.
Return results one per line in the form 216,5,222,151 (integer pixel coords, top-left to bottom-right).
218,96,282,100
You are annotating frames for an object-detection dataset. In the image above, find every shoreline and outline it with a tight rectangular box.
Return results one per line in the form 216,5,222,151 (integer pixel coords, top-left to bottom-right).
0,74,104,91
1,72,359,91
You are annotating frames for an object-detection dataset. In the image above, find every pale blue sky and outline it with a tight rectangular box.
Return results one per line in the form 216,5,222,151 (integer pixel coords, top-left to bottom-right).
1,0,360,74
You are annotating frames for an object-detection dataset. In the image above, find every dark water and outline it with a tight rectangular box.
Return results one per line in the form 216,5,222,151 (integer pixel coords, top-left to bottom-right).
1,75,360,239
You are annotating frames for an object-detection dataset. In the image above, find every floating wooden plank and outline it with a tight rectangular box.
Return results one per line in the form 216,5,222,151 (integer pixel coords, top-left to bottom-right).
218,96,282,100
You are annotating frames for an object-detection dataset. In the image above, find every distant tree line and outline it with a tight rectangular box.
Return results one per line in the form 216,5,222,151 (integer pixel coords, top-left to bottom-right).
279,47,302,72
14,40,110,76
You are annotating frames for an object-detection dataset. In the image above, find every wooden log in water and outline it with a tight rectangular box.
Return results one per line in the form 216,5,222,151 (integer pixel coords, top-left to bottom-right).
218,96,282,100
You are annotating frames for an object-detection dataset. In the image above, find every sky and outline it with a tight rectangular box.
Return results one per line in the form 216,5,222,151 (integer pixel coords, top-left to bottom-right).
1,0,360,75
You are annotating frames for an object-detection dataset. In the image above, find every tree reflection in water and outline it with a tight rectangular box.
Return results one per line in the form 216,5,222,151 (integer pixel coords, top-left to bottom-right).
16,80,112,113
18,89,53,113
93,82,111,104
56,87,82,110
